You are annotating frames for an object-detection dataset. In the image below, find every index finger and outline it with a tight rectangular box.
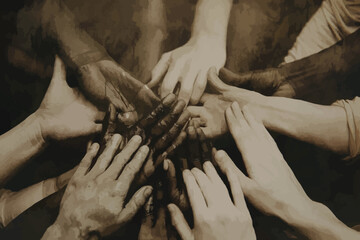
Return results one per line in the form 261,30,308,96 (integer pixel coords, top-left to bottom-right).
183,169,207,215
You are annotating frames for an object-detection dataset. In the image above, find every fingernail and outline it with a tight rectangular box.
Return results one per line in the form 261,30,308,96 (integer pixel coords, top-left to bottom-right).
167,204,174,212
144,186,153,196
132,135,142,143
183,169,191,178
91,143,99,151
203,161,212,169
163,160,169,171
112,134,121,143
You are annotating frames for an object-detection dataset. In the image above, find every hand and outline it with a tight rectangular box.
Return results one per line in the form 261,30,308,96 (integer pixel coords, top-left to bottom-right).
164,121,215,211
219,67,295,97
207,67,266,108
148,37,226,105
42,134,153,239
167,161,256,240
36,56,105,141
79,59,160,125
188,94,231,138
216,102,360,239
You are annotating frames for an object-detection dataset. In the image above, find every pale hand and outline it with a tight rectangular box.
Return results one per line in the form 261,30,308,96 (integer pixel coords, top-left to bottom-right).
43,134,153,239
148,36,226,105
168,161,256,240
36,56,105,141
188,93,231,138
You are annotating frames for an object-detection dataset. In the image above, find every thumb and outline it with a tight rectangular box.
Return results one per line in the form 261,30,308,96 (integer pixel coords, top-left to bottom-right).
167,204,193,240
118,186,153,224
52,55,67,84
219,67,251,87
207,67,230,93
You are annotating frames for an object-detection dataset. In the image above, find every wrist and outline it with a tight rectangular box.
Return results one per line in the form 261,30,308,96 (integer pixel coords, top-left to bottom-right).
284,201,355,240
190,32,226,48
42,219,82,240
25,112,48,149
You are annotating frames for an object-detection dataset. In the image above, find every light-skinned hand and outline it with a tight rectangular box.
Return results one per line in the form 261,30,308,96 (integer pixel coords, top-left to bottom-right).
167,161,256,240
148,37,226,105
36,56,105,141
42,134,153,239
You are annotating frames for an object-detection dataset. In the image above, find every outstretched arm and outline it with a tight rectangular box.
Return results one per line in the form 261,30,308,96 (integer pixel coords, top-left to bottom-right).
148,0,232,105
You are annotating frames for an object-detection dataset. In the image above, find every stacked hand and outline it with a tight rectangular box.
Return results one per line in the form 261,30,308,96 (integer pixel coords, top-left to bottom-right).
79,59,160,125
188,67,266,139
214,101,360,240
148,37,226,105
219,67,295,97
42,134,153,239
167,160,256,240
36,56,105,142
163,120,214,211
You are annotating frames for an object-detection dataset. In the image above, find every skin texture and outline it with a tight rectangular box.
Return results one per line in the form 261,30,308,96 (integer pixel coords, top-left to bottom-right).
42,134,153,239
215,101,360,240
167,161,256,240
188,94,231,139
37,56,105,141
39,0,160,125
164,120,215,211
0,56,105,185
187,67,265,139
147,0,232,105
219,67,295,97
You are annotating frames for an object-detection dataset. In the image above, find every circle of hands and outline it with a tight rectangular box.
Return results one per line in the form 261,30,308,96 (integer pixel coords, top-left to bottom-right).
39,53,316,240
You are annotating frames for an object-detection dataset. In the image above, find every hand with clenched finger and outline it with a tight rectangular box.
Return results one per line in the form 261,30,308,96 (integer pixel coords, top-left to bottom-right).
42,134,153,239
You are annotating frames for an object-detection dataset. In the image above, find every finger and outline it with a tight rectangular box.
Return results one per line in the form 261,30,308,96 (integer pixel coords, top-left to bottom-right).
118,186,153,224
167,204,193,240
202,161,222,186
106,135,142,179
196,127,213,164
161,63,183,99
214,150,252,194
154,110,190,151
192,117,207,127
187,106,204,118
73,143,100,179
226,167,250,216
231,102,249,130
151,100,186,137
90,123,103,135
219,67,251,87
225,103,250,142
190,70,207,105
191,167,218,206
138,93,176,129
118,111,138,127
52,55,66,83
207,67,229,93
104,104,117,142
198,93,213,104
148,53,171,88
183,170,206,214
241,105,273,143
178,69,198,105
90,134,123,175
187,125,202,170
162,131,187,157
116,145,149,192
165,159,181,201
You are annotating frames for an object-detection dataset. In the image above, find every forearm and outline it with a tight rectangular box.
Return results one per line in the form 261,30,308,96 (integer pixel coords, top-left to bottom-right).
191,0,232,42
0,113,46,186
285,201,360,240
280,29,360,98
250,96,349,155
40,0,110,67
